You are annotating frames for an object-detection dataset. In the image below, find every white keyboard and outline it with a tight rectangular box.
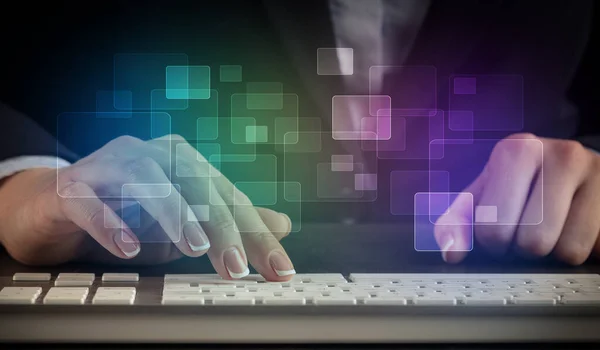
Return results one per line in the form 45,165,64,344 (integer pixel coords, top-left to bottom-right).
2,272,600,306
3,272,600,343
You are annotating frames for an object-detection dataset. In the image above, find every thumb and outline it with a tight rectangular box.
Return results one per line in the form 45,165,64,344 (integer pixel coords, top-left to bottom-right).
434,176,483,264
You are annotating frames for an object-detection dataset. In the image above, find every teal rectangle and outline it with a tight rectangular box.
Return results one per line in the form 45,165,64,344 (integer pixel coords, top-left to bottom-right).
235,181,278,206
166,66,189,99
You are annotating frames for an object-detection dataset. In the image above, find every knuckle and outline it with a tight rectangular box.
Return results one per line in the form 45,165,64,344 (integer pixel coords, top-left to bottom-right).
114,135,143,147
59,181,86,199
169,134,186,142
175,157,197,177
211,209,237,233
554,242,589,266
491,134,540,165
517,228,555,257
552,140,586,167
127,156,160,179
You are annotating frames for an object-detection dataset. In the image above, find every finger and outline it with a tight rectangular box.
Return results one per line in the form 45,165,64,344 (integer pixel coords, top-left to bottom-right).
434,176,483,264
118,157,211,257
553,172,600,265
474,136,541,257
143,137,251,279
231,193,296,281
57,181,140,259
515,141,586,258
255,208,292,241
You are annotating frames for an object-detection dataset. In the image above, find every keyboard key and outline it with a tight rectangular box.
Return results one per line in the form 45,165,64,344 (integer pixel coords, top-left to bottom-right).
12,273,51,282
512,296,556,305
0,287,42,296
413,297,457,306
96,287,136,293
54,280,93,287
363,297,407,305
43,295,87,305
161,295,205,305
0,294,38,304
56,273,95,280
92,297,135,305
102,273,139,282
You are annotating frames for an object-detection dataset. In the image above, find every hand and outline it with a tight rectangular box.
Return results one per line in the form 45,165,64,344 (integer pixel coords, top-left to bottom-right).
435,133,600,265
0,135,295,281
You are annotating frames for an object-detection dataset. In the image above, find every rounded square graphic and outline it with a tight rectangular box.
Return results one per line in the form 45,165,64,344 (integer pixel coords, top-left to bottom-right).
428,138,543,225
331,95,391,140
414,192,474,252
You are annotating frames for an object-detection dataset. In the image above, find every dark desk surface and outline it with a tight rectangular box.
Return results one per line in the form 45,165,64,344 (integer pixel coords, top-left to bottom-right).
1,223,598,276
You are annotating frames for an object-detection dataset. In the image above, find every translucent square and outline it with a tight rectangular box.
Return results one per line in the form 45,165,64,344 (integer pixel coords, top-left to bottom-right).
166,66,211,100
414,192,474,252
354,174,377,191
235,182,278,206
245,125,268,143
448,110,474,131
331,163,353,172
331,95,391,140
317,48,353,75
220,65,242,82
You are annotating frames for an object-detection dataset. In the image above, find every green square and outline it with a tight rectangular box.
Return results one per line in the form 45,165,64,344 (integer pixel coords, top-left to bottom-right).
245,125,268,143
220,65,242,82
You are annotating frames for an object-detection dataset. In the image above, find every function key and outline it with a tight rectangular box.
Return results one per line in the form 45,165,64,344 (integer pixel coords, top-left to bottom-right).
12,273,51,282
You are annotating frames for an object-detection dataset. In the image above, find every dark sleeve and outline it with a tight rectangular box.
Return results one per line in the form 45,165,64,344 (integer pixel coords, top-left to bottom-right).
0,101,78,163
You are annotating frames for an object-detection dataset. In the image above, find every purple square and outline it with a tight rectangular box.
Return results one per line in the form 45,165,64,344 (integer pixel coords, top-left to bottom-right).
453,77,477,95
354,174,377,191
448,110,474,131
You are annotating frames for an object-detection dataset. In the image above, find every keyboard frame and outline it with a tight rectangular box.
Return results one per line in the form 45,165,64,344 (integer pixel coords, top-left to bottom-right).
2,275,600,343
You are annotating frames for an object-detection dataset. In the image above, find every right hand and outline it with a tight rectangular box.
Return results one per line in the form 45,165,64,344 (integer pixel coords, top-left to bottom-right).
0,135,295,281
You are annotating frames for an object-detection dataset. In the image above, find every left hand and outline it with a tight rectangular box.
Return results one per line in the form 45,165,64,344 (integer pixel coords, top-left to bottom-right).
435,133,600,265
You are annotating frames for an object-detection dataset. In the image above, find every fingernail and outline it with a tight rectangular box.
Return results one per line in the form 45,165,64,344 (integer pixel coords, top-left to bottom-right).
440,235,455,262
184,222,211,252
280,213,292,234
116,230,140,258
269,251,296,277
224,247,249,279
